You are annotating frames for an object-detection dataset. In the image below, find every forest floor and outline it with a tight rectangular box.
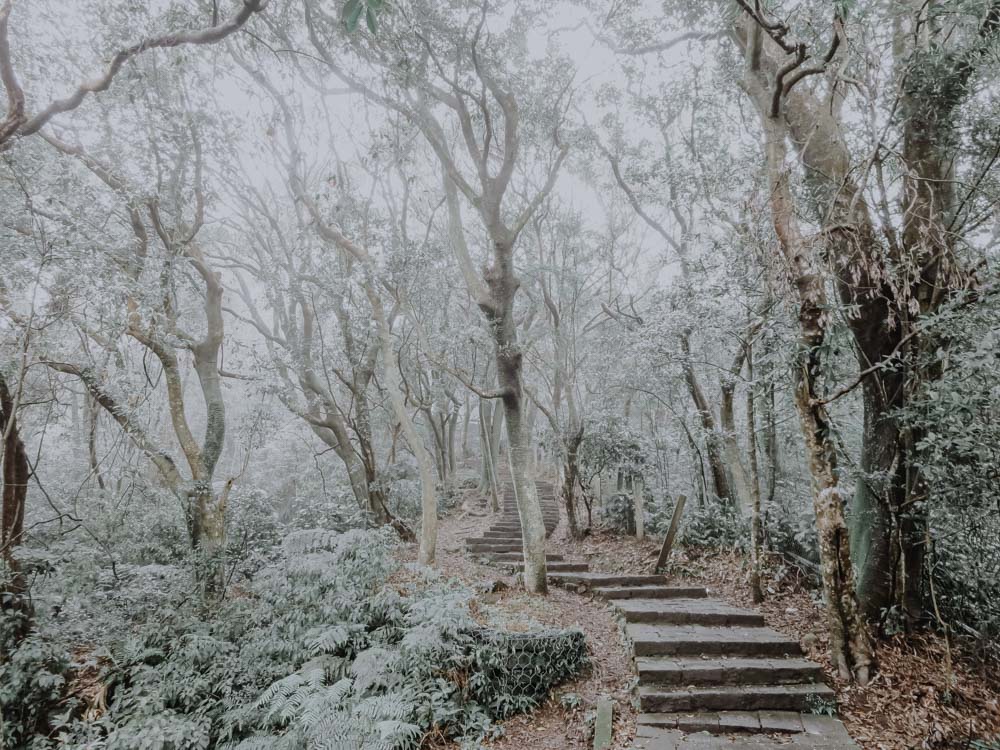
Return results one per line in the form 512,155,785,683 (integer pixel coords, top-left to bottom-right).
398,488,1000,749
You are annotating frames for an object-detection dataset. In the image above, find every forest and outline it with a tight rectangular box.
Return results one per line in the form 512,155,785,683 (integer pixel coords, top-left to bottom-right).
1,0,999,748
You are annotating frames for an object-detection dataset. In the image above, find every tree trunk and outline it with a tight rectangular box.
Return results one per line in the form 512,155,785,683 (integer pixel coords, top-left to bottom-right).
354,390,392,526
524,399,537,476
633,478,645,542
425,409,446,482
190,484,227,600
795,372,873,683
461,392,471,460
502,395,547,593
848,383,901,624
488,401,503,507
764,374,779,506
720,377,754,513
190,291,228,599
681,334,733,504
750,85,874,682
746,337,765,604
1,374,31,635
487,240,547,594
369,290,438,566
446,410,457,477
479,399,501,511
562,426,584,540
479,402,490,492
86,394,106,490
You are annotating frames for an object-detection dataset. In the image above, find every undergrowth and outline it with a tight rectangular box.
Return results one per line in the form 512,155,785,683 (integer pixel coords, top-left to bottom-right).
1,528,587,750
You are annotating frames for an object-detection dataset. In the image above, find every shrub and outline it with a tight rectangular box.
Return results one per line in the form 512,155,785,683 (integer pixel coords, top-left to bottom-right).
0,614,72,750
680,501,747,549
598,492,636,533
763,505,819,566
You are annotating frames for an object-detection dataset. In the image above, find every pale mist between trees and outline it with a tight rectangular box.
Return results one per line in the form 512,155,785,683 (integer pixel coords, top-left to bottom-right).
1,0,999,747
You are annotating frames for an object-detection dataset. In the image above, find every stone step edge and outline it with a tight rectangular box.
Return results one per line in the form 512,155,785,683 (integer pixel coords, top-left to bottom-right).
634,655,824,686
637,710,847,735
638,684,836,717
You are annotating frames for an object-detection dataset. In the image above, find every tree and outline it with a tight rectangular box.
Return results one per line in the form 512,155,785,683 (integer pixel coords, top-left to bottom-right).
237,63,441,564
728,0,999,627
21,87,234,599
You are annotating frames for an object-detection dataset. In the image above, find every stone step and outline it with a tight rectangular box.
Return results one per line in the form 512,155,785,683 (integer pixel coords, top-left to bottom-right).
503,562,590,573
486,525,557,533
638,682,835,713
468,534,556,545
634,712,858,747
636,656,824,687
480,537,524,544
490,552,565,562
639,710,808,733
491,518,559,527
479,528,523,534
627,623,802,658
596,585,709,600
548,573,671,588
466,543,523,553
612,598,766,626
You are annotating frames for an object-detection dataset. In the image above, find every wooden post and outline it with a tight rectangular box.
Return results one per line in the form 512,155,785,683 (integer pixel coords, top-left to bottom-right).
653,494,686,573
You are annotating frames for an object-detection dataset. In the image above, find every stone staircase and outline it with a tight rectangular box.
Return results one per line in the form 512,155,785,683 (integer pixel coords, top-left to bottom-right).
465,479,859,749
464,482,561,556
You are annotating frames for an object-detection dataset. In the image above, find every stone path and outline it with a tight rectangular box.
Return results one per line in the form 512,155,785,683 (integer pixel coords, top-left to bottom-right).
464,481,859,749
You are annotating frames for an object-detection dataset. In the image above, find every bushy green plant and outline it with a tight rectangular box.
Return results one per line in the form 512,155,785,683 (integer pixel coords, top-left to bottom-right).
469,628,587,719
763,506,819,566
680,501,747,549
34,528,587,750
0,614,72,750
896,296,1000,655
645,493,681,536
598,492,636,533
577,419,649,488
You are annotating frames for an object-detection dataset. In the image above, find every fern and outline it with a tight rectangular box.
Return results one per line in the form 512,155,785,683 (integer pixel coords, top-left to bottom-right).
40,527,586,750
306,625,353,655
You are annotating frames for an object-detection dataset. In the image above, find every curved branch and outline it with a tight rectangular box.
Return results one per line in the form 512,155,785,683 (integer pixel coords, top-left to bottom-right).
42,360,184,489
3,0,268,146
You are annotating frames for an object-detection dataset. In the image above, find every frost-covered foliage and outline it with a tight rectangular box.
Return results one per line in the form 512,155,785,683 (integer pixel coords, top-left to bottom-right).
3,528,586,749
578,420,648,487
0,620,70,750
679,501,746,549
898,297,1000,653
